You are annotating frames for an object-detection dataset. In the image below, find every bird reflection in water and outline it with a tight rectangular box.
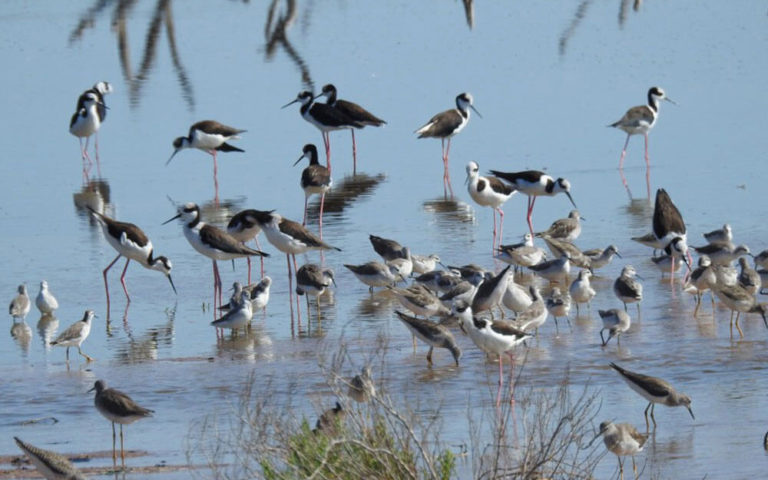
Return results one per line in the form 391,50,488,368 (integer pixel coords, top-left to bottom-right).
305,173,386,225
73,178,112,219
214,323,274,363
265,0,314,91
10,321,33,355
422,197,475,225
37,314,59,351
559,0,643,56
113,304,177,364
69,0,194,111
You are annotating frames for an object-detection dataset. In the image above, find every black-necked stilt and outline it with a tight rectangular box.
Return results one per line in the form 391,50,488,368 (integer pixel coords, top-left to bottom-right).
345,261,401,292
591,421,648,479
441,279,478,308
294,144,332,233
348,366,376,403
415,93,481,198
8,284,30,321
318,84,386,174
610,86,675,172
546,287,572,332
489,169,577,236
598,309,631,346
703,223,733,246
609,362,694,431
501,273,532,314
14,437,87,480
465,161,515,250
411,254,442,275
535,209,584,242
614,265,643,313
395,310,461,366
211,290,253,334
583,244,621,271
631,232,666,255
754,249,768,270
89,379,153,466
369,234,408,262
167,120,246,200
712,283,767,338
283,91,362,174
90,208,176,312
74,81,113,176
35,280,59,315
652,188,692,280
164,203,267,315
569,269,596,315
227,209,272,282
70,91,107,179
50,310,95,363
451,300,531,406
471,265,512,319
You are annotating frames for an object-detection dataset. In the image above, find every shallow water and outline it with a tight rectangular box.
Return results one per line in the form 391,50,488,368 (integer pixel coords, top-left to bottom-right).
1,1,768,478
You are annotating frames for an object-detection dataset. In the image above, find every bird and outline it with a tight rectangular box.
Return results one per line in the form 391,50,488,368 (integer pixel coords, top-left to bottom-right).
631,232,667,255
9,284,31,321
537,234,592,269
283,90,363,174
90,379,154,465
570,269,596,315
348,366,376,403
592,421,648,480
386,247,414,280
313,401,345,436
650,254,684,277
471,265,512,319
294,144,332,231
465,161,515,249
738,256,761,295
369,234,408,262
227,208,272,283
496,235,547,270
685,255,717,317
411,254,442,275
528,253,571,285
296,264,335,317
692,243,750,266
451,301,531,406
211,290,253,334
166,120,246,199
317,83,386,173
441,279,479,308
703,223,733,246
415,93,481,198
599,309,631,346
50,310,95,363
610,362,694,431
73,81,112,176
546,287,572,332
652,188,692,280
164,203,267,311
90,207,176,311
345,261,401,292
511,285,548,334
754,249,768,270
35,281,59,315
614,265,643,313
610,86,675,171
711,283,768,337
69,91,106,178
14,436,87,480
583,244,621,271
535,210,584,242
243,276,272,313
415,270,463,294
389,284,450,318
395,310,461,366
501,273,532,314
489,169,577,236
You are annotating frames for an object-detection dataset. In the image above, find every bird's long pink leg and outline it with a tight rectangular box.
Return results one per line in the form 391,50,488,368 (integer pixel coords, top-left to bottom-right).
211,151,220,207
351,129,358,175
496,355,504,408
103,253,122,312
319,193,326,240
492,209,498,253
302,197,308,226
441,138,448,198
255,237,265,278
323,132,332,174
119,258,131,301
287,254,295,326
293,254,302,323
644,132,650,168
526,196,536,237
445,138,454,198
498,207,505,248
619,134,630,170
508,352,516,404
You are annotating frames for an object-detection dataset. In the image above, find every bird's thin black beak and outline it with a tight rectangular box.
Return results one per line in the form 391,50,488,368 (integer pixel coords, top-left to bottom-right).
615,251,623,259
687,406,695,420
162,213,181,225
167,275,177,295
665,97,678,105
281,98,299,109
166,149,180,166
470,105,482,119
293,154,305,166
565,191,578,209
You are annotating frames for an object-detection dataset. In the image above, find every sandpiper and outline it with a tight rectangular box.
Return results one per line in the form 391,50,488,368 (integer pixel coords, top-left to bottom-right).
737,257,761,295
348,366,376,403
296,264,335,317
345,261,400,292
502,274,532,314
465,161,515,249
535,209,584,242
14,436,87,480
211,291,253,334
416,93,481,197
35,281,59,315
387,247,414,279
9,284,30,321
599,309,631,346
227,209,272,282
703,223,733,246
610,86,675,170
440,279,478,308
583,244,621,270
395,310,461,366
712,283,768,337
528,253,571,285
411,254,442,275
389,284,449,318
546,287,572,332
692,243,750,266
50,310,95,363
570,269,596,315
537,234,592,269
686,255,716,317
369,234,408,262
614,265,643,313
90,379,154,465
415,270,463,294
592,421,648,479
610,362,694,430
496,236,547,270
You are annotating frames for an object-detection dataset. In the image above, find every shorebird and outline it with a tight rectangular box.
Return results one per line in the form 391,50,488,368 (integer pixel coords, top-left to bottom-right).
411,254,442,275
703,223,733,246
653,188,692,280
592,421,648,480
465,161,515,249
416,92,481,197
651,254,684,277
448,263,490,284
221,277,273,316
502,274,532,314
452,301,531,406
51,310,95,362
528,253,571,285
496,235,547,270
387,247,414,279
73,81,112,177
294,144,332,230
348,366,376,403
283,90,362,173
570,269,596,315
70,91,106,178
471,266,512,319
686,255,717,317
489,169,577,236
395,310,461,366
610,362,694,430
211,290,253,334
90,380,154,465
754,249,768,270
415,270,463,294
583,244,621,271
345,261,401,292
318,84,386,173
296,264,335,317
599,309,631,346
369,234,408,262
14,436,87,480
712,283,768,337
738,257,761,295
440,279,478,308
227,209,272,282
389,284,450,318
511,285,548,334
35,281,59,315
164,203,267,311
538,234,592,269
546,287,572,332
9,284,30,321
610,86,675,171
692,243,750,266
631,232,666,256
535,210,584,242
90,208,176,310
614,265,643,313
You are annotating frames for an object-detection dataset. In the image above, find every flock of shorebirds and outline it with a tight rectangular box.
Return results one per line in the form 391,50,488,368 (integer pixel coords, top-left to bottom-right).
7,81,768,479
